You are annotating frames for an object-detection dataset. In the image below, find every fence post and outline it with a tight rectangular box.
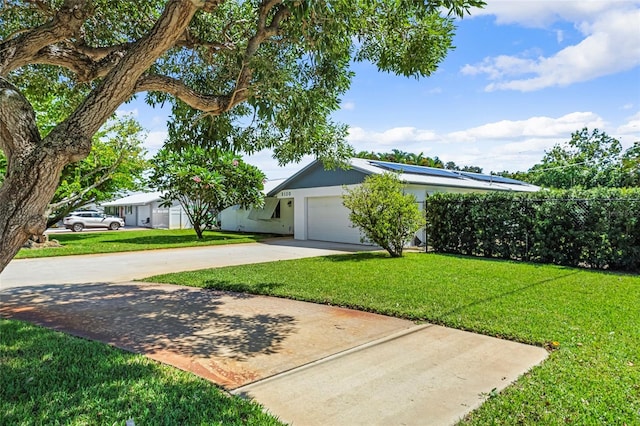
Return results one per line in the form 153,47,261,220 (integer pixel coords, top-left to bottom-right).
423,199,428,253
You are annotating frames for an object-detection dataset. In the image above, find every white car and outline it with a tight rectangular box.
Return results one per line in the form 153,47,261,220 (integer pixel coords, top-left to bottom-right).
63,211,125,232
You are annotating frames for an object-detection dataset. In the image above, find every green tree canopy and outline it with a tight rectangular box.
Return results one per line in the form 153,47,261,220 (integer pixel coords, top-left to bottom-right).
356,149,483,172
621,141,640,187
47,116,149,225
0,115,149,226
343,172,425,257
508,128,637,189
149,146,265,239
0,0,484,272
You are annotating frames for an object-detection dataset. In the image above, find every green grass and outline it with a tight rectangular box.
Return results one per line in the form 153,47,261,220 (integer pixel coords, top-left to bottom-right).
145,252,640,425
15,229,275,259
0,319,282,425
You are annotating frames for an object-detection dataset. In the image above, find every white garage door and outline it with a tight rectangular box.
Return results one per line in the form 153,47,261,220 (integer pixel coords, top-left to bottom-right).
307,196,364,244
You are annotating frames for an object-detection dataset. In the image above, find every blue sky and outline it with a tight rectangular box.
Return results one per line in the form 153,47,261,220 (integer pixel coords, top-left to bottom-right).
121,1,640,179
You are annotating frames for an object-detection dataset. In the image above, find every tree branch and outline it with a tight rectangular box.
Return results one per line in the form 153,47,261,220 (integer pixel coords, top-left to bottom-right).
30,43,127,82
51,0,207,157
176,29,236,53
0,0,92,76
136,74,245,113
73,42,132,61
224,2,289,109
46,152,123,212
0,77,41,169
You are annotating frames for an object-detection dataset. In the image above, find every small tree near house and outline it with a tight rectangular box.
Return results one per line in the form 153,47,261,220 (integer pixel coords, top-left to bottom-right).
343,173,425,257
149,147,265,239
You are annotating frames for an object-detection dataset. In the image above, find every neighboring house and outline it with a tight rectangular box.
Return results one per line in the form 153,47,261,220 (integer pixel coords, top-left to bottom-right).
221,158,540,245
101,192,192,229
219,179,293,235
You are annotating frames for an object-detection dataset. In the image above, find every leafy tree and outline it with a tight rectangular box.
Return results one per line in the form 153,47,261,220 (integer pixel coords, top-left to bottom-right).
444,161,482,173
357,150,483,171
0,155,6,185
47,116,149,226
0,0,484,272
0,115,149,227
343,172,425,257
621,141,640,187
149,147,265,239
523,128,626,189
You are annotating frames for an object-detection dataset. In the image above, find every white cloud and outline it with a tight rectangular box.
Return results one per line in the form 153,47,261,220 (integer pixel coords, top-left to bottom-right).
471,1,627,28
343,112,611,173
341,101,356,111
447,112,605,141
244,150,312,180
115,108,139,117
144,130,168,156
347,126,438,146
462,3,640,91
616,111,640,138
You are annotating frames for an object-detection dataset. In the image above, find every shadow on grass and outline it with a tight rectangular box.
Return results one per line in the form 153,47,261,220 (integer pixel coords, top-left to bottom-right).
0,319,279,425
53,230,274,245
320,252,391,262
430,251,639,276
0,283,296,362
99,234,255,245
435,271,581,332
201,280,284,294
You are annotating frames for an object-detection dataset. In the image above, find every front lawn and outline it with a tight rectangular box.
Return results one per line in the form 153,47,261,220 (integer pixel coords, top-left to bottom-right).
0,319,282,425
145,252,640,424
15,229,275,259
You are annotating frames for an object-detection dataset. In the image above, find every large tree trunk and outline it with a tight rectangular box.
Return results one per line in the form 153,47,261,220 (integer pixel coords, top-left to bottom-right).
0,78,88,273
0,151,68,271
0,1,203,273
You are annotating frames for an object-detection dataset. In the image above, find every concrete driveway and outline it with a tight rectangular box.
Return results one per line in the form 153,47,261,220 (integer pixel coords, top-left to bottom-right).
0,239,548,425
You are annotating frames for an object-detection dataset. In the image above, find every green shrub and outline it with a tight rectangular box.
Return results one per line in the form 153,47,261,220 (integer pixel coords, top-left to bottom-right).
343,173,425,257
425,188,640,271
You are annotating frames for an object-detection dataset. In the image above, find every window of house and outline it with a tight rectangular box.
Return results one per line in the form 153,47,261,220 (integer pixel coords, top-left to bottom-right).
125,206,133,215
271,201,281,219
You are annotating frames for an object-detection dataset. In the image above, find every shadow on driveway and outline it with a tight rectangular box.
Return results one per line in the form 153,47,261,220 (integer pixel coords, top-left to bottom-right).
0,282,412,388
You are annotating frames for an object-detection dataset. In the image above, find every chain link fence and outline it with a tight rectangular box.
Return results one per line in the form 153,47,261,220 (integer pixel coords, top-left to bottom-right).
424,195,640,272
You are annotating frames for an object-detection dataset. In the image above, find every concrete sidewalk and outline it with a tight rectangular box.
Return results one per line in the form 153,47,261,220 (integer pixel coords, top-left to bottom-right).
0,240,549,425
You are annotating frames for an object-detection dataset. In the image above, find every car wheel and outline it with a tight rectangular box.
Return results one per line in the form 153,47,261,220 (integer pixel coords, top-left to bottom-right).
109,222,120,230
72,223,84,232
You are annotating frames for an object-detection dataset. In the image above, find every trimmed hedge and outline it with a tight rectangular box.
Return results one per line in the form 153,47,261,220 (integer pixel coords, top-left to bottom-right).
425,188,640,271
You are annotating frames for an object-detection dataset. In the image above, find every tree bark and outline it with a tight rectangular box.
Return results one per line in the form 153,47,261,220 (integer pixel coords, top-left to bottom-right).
0,151,67,269
0,78,75,272
0,0,288,273
0,1,201,273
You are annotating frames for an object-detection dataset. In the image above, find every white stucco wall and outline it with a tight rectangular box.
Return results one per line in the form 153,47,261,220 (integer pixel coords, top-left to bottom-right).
277,183,495,245
226,182,513,246
219,198,294,235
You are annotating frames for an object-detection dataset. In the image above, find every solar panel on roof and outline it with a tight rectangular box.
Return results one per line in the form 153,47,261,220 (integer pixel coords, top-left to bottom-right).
369,160,464,179
454,171,527,185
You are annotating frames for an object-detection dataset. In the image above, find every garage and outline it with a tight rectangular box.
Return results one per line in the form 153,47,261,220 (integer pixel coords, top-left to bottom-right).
266,158,540,246
306,196,363,245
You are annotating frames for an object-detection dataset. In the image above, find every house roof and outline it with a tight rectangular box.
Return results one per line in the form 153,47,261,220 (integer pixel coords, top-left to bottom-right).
101,191,165,206
102,180,285,207
263,178,286,194
268,158,540,196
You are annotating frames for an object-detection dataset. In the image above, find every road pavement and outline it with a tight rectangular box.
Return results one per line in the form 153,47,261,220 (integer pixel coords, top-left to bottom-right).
0,238,373,287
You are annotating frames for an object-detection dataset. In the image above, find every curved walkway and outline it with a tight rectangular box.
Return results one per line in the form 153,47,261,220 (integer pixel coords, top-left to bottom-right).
0,239,548,425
